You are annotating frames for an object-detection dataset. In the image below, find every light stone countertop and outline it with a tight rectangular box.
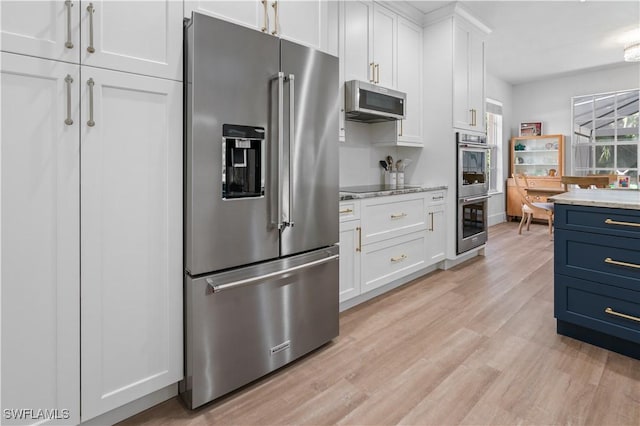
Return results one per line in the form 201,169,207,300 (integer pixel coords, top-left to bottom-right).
339,185,447,201
549,189,640,210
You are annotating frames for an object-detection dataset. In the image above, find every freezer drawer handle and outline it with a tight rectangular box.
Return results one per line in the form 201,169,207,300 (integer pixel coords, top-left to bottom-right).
206,254,339,293
605,307,640,323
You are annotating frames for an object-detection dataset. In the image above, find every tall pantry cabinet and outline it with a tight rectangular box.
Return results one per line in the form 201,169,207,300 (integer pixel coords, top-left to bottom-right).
1,1,183,423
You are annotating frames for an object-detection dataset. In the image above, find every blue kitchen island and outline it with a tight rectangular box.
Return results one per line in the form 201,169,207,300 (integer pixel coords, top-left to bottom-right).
552,189,640,359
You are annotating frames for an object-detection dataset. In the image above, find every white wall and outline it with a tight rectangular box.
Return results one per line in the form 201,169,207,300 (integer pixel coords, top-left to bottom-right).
512,63,640,172
486,73,513,226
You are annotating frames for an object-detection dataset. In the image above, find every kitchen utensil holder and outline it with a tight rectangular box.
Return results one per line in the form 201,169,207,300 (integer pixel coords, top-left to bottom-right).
384,171,397,187
396,172,404,189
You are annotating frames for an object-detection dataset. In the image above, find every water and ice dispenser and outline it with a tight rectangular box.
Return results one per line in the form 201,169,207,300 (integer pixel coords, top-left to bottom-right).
222,124,265,199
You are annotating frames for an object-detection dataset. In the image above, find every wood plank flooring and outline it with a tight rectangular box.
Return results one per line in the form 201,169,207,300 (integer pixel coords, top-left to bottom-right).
119,222,640,425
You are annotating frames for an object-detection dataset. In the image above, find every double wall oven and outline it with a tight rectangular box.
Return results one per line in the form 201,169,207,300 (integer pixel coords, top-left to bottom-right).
457,132,490,254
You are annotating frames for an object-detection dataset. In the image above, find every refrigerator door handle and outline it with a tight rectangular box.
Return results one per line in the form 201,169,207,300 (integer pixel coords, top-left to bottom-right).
285,74,295,228
206,254,339,293
274,72,285,231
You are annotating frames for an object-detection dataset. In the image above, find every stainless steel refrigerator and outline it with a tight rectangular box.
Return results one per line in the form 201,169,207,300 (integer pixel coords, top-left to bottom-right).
181,13,339,409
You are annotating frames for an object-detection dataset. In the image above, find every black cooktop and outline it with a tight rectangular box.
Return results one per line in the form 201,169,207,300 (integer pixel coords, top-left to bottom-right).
340,184,420,193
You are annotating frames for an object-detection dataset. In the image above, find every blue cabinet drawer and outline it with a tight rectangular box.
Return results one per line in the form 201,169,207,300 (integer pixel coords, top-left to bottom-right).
555,229,640,291
555,204,640,238
555,274,640,344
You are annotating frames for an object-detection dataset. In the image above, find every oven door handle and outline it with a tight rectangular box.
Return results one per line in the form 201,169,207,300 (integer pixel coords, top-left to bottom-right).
459,143,489,149
461,195,490,203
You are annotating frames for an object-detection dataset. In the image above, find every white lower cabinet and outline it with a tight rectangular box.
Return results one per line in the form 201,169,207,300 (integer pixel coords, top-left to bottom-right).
1,52,81,426
1,53,183,424
339,219,361,303
339,190,446,306
80,66,183,421
426,191,447,263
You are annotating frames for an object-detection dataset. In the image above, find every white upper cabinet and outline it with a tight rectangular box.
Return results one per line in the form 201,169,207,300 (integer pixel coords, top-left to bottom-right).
185,0,264,31
186,0,335,53
0,1,183,81
453,18,485,132
395,16,422,145
372,4,396,88
1,52,81,425
80,1,183,81
0,1,80,63
341,0,396,87
80,67,183,421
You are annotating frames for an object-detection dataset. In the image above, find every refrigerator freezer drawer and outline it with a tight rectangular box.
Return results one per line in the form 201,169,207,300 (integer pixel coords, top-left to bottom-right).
181,246,339,408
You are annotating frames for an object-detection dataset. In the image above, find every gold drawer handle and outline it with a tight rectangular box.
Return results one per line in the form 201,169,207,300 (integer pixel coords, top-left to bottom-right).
390,254,407,263
605,307,640,323
390,213,408,219
604,257,640,269
339,208,353,214
604,218,640,228
356,226,362,252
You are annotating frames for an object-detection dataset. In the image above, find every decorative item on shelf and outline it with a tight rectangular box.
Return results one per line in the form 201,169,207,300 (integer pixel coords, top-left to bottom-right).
519,122,542,136
548,168,557,177
545,142,553,150
514,143,526,151
516,156,524,164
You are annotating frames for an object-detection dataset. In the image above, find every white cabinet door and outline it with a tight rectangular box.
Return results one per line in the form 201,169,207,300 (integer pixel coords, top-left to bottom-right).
80,1,183,81
80,67,183,421
277,0,328,51
1,53,80,425
372,4,396,88
342,0,373,84
426,205,446,264
185,0,264,31
453,21,471,130
396,17,422,145
339,220,361,303
0,0,80,64
469,33,485,132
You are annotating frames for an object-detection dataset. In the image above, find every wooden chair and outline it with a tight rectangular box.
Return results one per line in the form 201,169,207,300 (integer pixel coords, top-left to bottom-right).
512,174,555,239
561,175,614,191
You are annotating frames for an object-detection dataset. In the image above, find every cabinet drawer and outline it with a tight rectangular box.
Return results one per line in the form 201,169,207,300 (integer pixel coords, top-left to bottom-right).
555,204,640,238
361,232,426,293
361,195,426,244
555,229,640,291
426,190,446,206
555,274,640,344
339,200,360,222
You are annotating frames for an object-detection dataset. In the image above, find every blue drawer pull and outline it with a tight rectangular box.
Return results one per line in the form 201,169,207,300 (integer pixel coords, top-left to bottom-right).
605,307,640,323
604,257,640,270
605,218,640,228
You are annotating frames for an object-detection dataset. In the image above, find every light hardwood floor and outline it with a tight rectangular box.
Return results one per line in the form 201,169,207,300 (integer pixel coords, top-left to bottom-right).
120,222,640,425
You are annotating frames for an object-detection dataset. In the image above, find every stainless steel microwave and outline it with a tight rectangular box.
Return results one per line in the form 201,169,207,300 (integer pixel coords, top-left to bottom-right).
344,80,406,123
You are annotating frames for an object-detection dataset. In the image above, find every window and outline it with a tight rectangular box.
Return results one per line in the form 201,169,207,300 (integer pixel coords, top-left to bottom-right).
486,98,503,193
571,89,639,188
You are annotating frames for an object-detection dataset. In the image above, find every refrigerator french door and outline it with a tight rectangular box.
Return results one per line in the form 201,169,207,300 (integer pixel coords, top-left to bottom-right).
182,13,339,408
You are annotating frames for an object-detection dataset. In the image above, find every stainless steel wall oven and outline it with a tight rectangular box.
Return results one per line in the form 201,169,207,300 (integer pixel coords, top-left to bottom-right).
457,132,489,253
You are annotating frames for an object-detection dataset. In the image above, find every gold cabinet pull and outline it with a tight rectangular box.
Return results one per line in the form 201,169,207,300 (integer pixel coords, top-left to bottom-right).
271,1,279,35
356,226,361,252
261,0,269,32
605,307,640,323
86,2,95,53
64,74,74,125
390,254,407,263
369,62,375,83
390,213,407,219
604,257,640,269
428,212,434,231
605,218,640,228
65,1,74,49
339,208,353,214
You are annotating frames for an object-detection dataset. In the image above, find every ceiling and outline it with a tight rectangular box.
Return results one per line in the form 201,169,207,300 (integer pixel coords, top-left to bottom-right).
405,1,640,85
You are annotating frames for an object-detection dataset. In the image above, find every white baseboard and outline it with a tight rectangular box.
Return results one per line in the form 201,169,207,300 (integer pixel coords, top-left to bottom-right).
488,211,507,227
81,384,178,426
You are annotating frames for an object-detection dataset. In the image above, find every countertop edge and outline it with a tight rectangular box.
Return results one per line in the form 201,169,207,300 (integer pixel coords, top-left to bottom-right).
339,185,448,201
549,189,640,210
